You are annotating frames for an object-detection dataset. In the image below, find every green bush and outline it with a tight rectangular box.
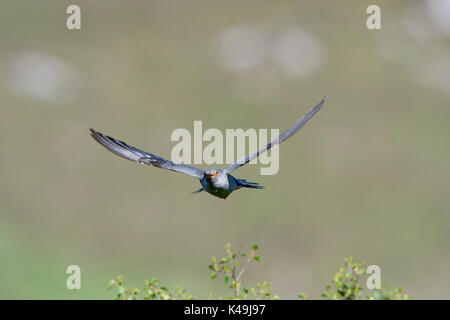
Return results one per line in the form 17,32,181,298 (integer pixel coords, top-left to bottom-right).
300,257,409,300
109,244,409,300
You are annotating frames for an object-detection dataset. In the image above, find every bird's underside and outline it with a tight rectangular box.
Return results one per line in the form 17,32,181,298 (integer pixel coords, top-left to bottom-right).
90,95,326,199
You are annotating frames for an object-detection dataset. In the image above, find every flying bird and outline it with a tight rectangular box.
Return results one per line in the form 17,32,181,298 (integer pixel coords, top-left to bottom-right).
90,96,326,199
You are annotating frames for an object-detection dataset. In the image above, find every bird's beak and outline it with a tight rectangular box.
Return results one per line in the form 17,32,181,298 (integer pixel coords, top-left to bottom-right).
206,173,217,178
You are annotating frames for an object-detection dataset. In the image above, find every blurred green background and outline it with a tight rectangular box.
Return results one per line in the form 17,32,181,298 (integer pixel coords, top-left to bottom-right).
1,0,449,299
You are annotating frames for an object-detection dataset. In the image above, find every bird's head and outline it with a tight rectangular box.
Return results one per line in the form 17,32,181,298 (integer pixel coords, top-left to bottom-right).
204,169,218,179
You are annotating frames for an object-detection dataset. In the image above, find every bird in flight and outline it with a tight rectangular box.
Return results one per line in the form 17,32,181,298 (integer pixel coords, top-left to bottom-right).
90,96,326,199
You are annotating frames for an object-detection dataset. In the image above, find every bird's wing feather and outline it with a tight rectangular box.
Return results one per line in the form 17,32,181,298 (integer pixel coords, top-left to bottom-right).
223,95,326,174
90,129,204,179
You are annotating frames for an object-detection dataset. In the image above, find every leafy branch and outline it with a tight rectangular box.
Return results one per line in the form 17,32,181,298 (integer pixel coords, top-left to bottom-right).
299,257,409,300
208,243,278,300
109,244,409,300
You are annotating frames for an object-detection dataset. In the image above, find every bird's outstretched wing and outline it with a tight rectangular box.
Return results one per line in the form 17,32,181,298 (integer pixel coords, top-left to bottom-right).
90,129,204,179
223,95,326,174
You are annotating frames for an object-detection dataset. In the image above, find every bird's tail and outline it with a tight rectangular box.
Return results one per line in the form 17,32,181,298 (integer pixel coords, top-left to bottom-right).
236,178,265,189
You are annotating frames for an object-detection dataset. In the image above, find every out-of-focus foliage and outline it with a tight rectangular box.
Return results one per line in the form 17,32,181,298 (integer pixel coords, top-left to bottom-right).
109,245,408,300
109,276,192,300
109,244,278,300
208,243,278,300
300,257,409,300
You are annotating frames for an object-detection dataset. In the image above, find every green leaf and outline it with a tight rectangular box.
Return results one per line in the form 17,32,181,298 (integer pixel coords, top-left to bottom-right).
298,293,308,300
